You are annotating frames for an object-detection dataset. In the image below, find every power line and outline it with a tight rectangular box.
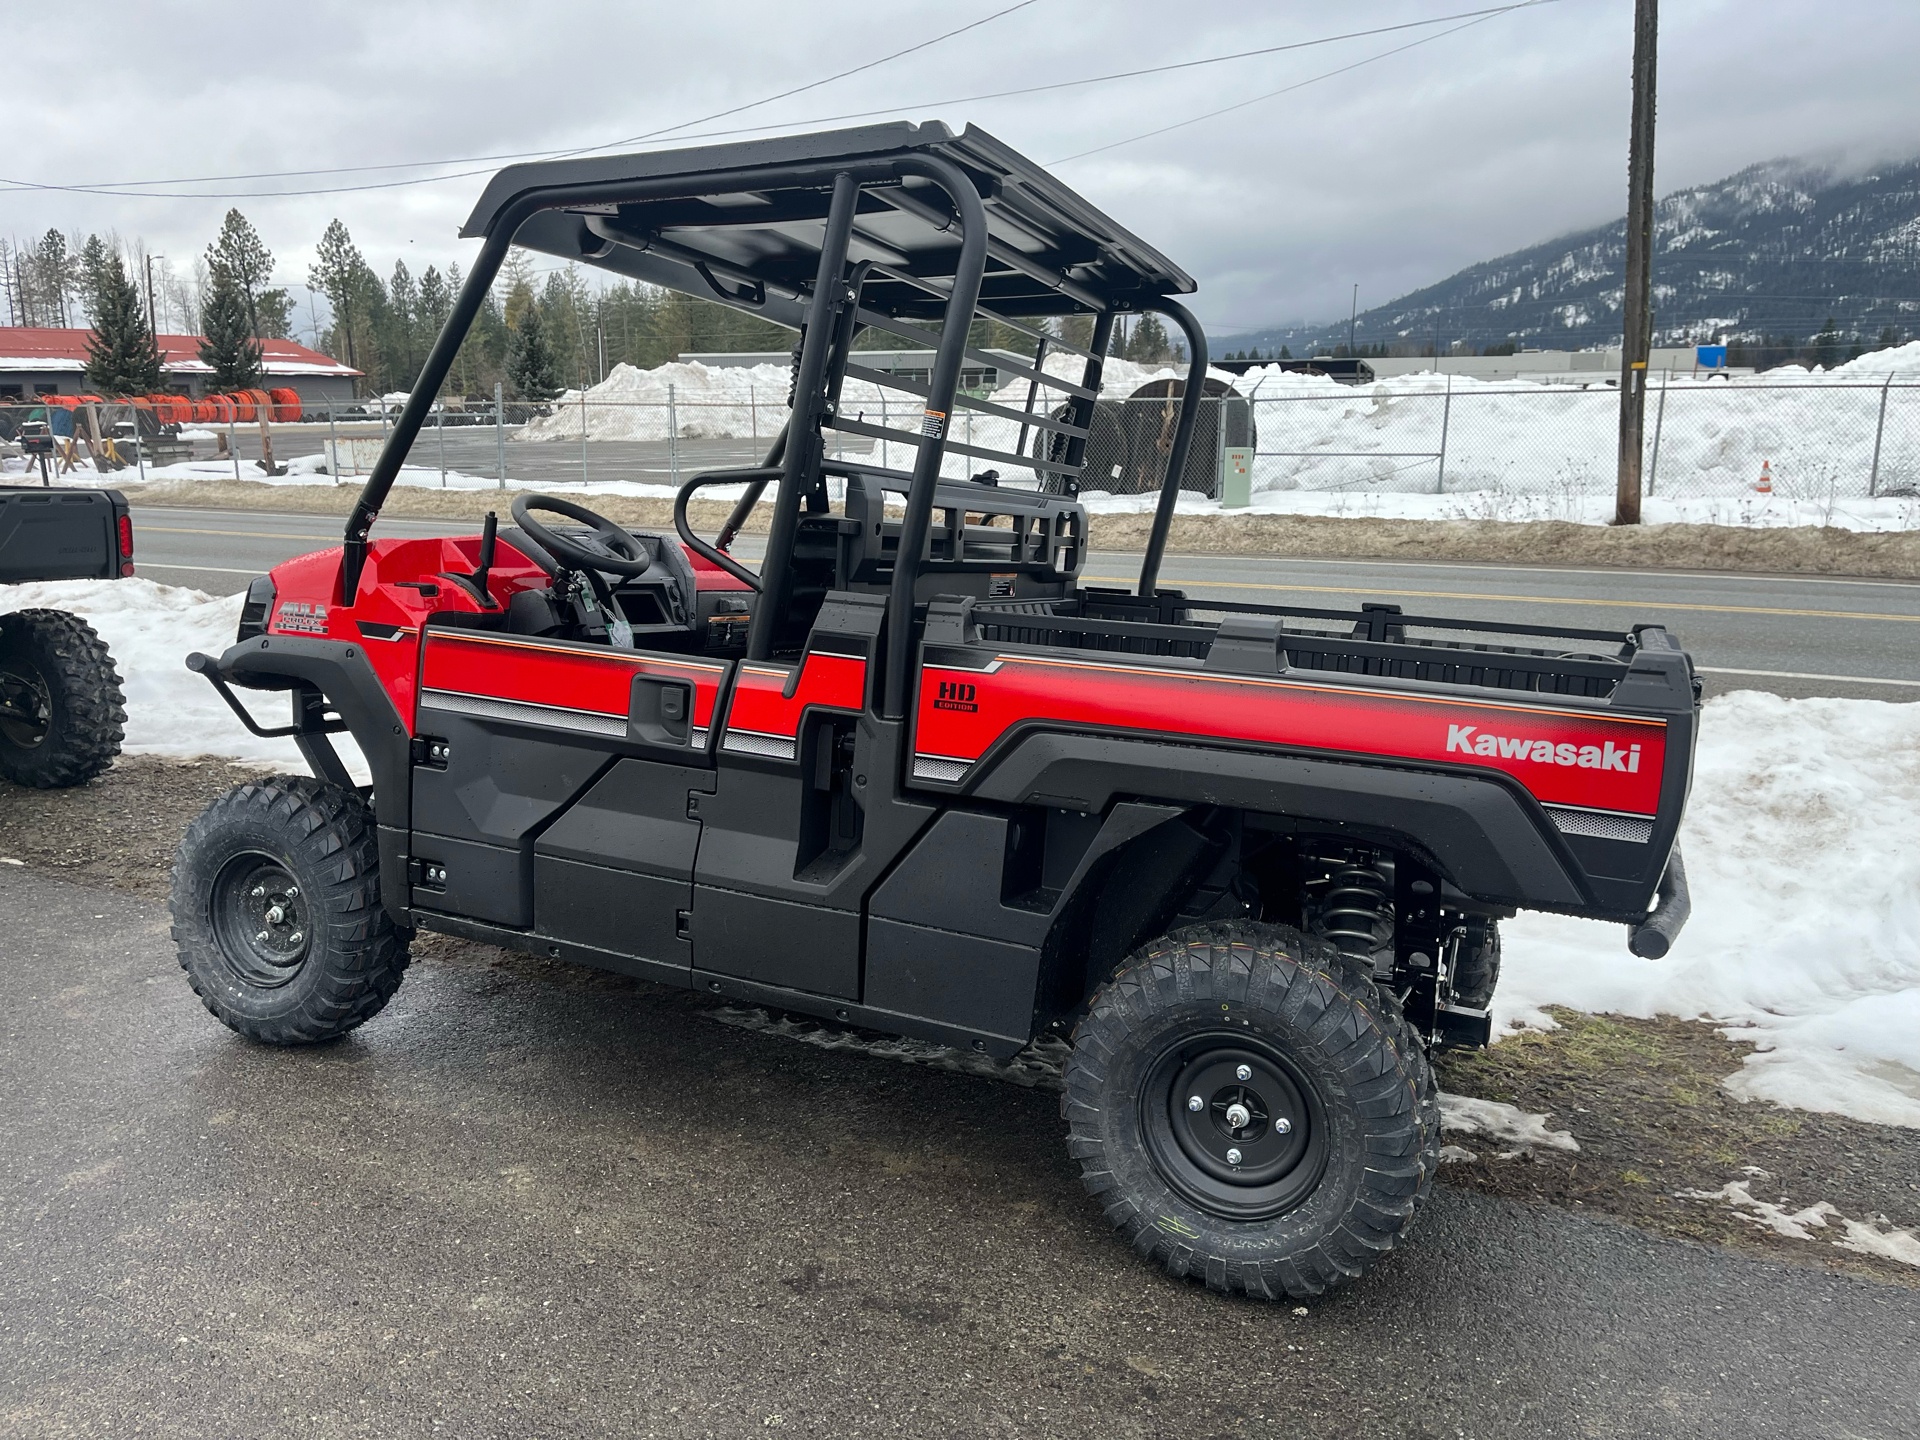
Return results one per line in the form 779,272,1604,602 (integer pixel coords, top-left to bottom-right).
0,0,1041,201
1050,0,1561,165
0,4,1560,202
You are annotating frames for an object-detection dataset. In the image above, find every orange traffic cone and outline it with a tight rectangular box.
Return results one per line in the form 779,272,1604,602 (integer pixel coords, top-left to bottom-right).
1754,459,1773,494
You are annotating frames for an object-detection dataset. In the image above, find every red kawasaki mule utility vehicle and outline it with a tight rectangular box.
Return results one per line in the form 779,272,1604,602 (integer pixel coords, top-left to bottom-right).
174,123,1696,1299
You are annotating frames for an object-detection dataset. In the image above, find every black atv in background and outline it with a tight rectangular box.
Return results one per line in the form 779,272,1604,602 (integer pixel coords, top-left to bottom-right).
0,487,132,787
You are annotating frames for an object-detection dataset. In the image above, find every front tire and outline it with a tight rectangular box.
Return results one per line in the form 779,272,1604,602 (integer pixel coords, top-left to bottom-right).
1063,922,1439,1299
0,609,126,788
171,775,409,1044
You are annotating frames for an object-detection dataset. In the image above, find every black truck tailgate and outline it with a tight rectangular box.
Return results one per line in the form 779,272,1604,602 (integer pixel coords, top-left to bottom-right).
0,487,131,584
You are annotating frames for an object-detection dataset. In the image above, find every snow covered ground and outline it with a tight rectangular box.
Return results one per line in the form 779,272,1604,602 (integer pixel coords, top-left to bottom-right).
4,577,1917,1132
0,578,368,777
8,342,1920,528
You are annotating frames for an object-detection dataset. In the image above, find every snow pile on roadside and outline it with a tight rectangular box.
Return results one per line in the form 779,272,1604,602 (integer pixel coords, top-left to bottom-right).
1064,484,1920,531
1437,1093,1580,1152
519,354,1192,447
0,578,365,776
1677,1174,1920,1268
1499,690,1920,1129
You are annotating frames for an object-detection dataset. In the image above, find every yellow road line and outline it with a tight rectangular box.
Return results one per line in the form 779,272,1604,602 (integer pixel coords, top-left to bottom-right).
1084,575,1920,625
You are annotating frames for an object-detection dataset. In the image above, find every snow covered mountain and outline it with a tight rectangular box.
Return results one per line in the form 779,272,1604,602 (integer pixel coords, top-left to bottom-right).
1232,156,1920,357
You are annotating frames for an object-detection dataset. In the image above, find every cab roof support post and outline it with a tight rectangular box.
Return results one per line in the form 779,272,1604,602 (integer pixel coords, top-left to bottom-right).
1057,311,1116,488
745,170,860,662
341,218,519,602
1137,298,1208,599
880,155,990,720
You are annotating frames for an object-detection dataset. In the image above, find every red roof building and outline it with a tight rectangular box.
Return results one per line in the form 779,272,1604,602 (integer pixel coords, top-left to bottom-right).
0,327,361,404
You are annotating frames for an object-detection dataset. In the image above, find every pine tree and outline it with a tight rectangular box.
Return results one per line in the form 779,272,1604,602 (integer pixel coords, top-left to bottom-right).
309,219,375,385
207,209,276,338
198,259,265,390
1128,314,1171,363
1812,316,1842,369
382,259,420,387
77,235,110,321
506,302,561,401
84,252,164,395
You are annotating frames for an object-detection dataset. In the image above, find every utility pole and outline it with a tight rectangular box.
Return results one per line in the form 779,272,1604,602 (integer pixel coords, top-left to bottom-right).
144,253,163,339
1348,284,1359,357
1614,0,1658,525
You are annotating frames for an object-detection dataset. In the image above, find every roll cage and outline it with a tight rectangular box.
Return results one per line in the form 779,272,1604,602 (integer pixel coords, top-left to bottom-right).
341,120,1210,719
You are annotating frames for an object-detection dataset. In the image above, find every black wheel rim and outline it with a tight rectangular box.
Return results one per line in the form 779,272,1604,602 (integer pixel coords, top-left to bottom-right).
1140,1030,1331,1221
0,657,51,749
209,853,311,988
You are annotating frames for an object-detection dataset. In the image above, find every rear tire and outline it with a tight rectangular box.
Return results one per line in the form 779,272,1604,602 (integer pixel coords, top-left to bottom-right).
1063,921,1439,1299
171,775,409,1044
0,609,126,788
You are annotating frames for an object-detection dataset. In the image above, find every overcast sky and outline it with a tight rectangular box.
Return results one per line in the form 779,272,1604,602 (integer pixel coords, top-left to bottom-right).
5,0,1918,340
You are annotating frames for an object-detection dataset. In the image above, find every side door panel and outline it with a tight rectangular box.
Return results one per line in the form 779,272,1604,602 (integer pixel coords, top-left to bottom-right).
691,593,902,1001
410,626,730,951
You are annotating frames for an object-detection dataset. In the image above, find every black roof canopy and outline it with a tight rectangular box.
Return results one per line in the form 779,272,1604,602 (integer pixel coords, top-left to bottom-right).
460,122,1194,328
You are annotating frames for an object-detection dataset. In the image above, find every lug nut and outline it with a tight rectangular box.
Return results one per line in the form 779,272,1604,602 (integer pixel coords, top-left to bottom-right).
1235,1064,1252,1081
251,886,265,898
1275,1117,1293,1135
288,932,303,945
286,886,298,898
255,931,269,943
1186,1095,1204,1112
1226,1148,1243,1165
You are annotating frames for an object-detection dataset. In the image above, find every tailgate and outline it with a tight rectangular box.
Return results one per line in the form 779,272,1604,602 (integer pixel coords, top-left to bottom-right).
0,487,129,584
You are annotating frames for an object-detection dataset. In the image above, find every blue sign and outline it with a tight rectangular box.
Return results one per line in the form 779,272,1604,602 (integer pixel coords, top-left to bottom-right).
1696,344,1728,368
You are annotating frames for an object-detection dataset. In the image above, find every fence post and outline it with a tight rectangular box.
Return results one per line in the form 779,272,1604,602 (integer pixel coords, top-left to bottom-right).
1869,374,1894,497
327,403,339,484
1216,391,1227,500
579,381,589,485
229,415,240,482
1435,372,1453,493
1647,367,1669,497
879,391,888,471
749,383,758,448
668,383,679,487
437,403,447,488
494,381,505,489
133,405,147,484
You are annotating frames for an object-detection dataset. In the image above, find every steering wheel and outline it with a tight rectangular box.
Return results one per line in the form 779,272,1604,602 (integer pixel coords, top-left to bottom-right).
509,493,655,578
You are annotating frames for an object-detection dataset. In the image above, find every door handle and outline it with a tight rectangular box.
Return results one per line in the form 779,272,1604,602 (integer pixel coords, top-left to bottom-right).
629,675,693,745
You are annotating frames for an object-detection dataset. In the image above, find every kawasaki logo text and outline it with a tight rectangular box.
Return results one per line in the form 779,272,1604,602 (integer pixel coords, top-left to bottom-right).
1446,725,1640,772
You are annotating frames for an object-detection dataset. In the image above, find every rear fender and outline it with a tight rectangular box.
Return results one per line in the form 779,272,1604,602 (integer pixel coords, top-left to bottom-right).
971,731,1596,914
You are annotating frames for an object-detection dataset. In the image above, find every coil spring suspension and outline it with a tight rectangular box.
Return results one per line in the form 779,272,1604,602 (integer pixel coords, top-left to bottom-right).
1317,854,1393,960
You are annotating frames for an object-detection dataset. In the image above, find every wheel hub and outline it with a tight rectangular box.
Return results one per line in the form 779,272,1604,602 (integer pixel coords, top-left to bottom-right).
210,855,310,988
1141,1033,1330,1221
0,660,51,749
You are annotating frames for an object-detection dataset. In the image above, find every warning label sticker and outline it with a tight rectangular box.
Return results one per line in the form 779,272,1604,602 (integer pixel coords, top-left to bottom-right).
920,409,947,440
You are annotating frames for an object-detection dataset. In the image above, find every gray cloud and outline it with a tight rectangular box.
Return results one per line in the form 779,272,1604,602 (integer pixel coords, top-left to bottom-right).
4,0,1916,336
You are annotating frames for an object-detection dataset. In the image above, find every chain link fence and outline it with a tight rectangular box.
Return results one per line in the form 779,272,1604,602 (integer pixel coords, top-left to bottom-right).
3,376,1918,504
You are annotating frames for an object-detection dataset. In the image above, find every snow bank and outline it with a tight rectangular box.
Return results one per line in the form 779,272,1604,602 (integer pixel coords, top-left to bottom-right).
519,354,1194,453
0,579,365,777
6,578,1917,1130
1499,691,1920,1128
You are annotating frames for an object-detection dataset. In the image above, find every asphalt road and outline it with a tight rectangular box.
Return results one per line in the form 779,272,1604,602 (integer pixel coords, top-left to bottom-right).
3,867,1915,1440
130,503,1920,701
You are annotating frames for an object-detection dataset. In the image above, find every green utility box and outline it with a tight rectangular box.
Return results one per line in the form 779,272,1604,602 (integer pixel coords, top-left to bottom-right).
1220,445,1253,508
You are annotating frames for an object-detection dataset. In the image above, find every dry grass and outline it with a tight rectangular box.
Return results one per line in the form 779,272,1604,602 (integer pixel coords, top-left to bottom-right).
116,478,1920,579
